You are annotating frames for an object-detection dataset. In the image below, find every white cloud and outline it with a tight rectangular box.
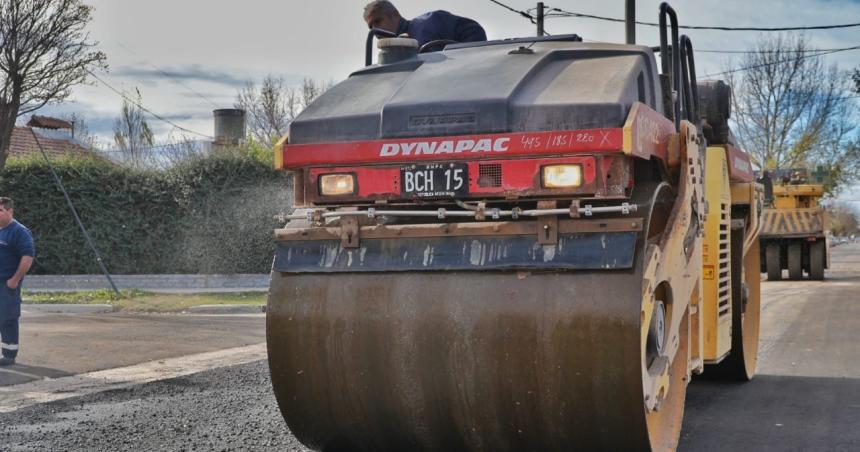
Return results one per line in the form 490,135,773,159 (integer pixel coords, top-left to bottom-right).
31,1,859,159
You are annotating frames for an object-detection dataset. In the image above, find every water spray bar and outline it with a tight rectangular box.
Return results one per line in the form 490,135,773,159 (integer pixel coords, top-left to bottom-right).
276,202,637,223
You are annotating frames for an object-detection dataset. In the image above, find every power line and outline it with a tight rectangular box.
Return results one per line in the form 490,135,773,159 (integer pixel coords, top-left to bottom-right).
484,2,858,93
87,69,214,139
96,140,207,154
116,42,220,109
702,45,860,78
487,0,536,24
546,7,860,31
697,45,860,54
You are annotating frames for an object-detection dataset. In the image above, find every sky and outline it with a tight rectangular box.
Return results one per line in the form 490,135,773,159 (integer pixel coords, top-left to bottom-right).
28,0,858,141
27,0,860,204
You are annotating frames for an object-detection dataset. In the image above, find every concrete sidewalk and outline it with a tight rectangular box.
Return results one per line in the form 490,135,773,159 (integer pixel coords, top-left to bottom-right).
0,307,266,388
23,274,270,293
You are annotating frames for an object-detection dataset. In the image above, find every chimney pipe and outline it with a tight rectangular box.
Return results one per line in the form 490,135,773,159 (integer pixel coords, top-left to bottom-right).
213,109,246,146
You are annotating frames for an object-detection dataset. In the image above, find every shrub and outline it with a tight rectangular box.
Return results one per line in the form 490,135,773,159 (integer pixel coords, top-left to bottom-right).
0,149,291,274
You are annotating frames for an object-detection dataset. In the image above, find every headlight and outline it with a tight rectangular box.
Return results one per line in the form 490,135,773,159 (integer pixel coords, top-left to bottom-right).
542,165,582,188
319,174,355,196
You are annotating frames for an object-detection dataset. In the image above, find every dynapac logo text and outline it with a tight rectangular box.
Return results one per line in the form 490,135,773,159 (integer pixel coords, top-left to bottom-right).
379,138,511,157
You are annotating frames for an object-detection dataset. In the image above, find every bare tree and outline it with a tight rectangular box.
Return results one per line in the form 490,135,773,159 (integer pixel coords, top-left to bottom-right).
113,89,154,165
728,34,858,192
158,133,203,168
63,111,99,150
0,0,107,169
853,67,860,94
235,76,331,147
829,203,859,236
301,77,331,108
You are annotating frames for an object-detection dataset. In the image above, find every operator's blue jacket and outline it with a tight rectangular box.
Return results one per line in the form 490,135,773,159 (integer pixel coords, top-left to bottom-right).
396,10,487,46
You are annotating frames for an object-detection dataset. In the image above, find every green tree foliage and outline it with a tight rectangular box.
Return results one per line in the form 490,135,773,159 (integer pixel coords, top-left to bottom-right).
829,203,859,236
0,148,291,274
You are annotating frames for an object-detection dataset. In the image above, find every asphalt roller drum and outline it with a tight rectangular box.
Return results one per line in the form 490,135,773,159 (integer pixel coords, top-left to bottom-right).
267,184,691,451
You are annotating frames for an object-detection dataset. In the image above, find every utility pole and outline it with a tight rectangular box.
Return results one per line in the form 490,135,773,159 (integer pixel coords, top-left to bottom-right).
536,2,545,37
625,0,636,44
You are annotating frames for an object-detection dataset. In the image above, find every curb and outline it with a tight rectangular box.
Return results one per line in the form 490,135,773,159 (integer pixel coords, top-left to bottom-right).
23,274,270,293
184,304,266,315
22,304,115,314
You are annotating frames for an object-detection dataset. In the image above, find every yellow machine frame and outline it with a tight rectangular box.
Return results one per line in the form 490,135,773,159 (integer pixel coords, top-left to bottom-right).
699,146,761,365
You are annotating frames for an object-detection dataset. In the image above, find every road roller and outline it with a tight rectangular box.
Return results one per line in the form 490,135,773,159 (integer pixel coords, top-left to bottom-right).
267,3,762,450
758,168,830,280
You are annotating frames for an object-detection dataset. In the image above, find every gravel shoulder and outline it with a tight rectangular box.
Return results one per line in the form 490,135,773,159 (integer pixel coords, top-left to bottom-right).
0,360,309,452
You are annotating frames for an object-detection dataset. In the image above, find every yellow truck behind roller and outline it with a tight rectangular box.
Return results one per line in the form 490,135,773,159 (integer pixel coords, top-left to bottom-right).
759,169,830,280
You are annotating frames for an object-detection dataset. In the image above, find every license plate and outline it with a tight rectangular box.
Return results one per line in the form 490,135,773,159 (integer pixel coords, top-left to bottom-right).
400,163,469,198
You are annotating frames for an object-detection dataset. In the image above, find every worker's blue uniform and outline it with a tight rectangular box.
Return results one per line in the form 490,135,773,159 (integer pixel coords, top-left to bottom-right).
395,10,487,46
0,220,35,360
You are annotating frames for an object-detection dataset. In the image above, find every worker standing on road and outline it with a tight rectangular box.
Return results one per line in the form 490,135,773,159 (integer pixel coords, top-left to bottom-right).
0,198,34,366
363,0,487,46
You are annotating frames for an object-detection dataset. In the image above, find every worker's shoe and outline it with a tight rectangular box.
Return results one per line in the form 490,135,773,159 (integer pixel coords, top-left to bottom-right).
0,357,15,366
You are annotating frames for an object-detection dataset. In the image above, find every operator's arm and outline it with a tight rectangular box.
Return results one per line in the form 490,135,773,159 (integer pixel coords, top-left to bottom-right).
454,15,487,42
7,228,34,290
7,256,33,289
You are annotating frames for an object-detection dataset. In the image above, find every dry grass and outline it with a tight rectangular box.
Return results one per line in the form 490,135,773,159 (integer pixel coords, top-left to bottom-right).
23,289,266,313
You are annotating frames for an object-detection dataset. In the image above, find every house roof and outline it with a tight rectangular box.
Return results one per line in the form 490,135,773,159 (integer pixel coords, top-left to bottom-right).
27,115,73,130
8,127,91,158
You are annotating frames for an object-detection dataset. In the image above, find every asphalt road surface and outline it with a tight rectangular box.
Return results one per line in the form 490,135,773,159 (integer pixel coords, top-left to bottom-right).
1,244,859,451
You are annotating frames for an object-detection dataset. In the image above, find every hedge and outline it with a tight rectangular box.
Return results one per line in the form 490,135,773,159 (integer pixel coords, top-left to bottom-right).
0,150,292,274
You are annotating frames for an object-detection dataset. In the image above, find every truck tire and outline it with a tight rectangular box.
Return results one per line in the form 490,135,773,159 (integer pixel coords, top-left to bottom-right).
809,240,825,280
788,242,803,280
766,243,781,281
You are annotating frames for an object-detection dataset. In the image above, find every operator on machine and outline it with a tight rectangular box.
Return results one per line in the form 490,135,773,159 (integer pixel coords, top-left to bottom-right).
363,0,487,46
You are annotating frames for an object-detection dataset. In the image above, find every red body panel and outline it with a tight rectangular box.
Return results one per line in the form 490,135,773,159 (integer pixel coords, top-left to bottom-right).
307,156,601,200
725,144,755,183
284,129,624,169
623,102,675,162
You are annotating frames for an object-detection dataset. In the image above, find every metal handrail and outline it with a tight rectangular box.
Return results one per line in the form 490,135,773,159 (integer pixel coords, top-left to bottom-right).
276,203,638,223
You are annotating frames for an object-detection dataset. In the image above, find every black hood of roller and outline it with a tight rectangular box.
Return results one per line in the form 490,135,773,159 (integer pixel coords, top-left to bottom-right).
289,41,663,145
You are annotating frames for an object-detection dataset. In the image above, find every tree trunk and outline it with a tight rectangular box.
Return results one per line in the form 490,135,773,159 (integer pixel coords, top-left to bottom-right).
0,103,20,171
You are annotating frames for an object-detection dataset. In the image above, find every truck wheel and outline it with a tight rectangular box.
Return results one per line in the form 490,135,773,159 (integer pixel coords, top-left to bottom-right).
809,240,825,280
788,243,803,280
766,243,781,281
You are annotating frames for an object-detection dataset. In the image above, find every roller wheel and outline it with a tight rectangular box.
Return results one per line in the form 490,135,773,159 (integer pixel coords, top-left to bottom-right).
714,228,761,380
645,307,690,450
809,240,825,280
765,243,781,281
788,242,803,280
267,179,692,451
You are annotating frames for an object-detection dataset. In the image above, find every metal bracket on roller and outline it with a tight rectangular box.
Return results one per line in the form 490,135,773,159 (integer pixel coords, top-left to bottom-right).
340,217,360,248
537,201,559,245
475,202,487,221
569,200,581,218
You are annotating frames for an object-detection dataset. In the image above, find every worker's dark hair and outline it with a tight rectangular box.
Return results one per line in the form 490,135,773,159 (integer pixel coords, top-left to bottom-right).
0,197,13,210
364,1,399,20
